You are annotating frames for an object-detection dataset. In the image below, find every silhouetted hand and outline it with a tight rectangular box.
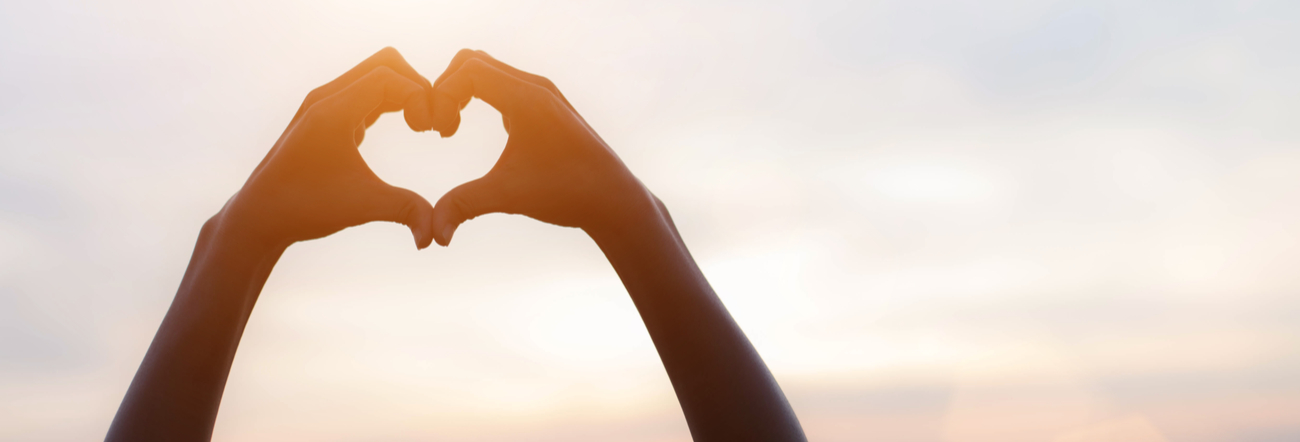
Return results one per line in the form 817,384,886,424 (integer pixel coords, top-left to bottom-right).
219,47,437,250
428,50,656,245
107,47,442,442
425,50,806,442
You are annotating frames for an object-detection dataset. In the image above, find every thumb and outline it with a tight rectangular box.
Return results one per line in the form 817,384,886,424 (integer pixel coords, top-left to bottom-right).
431,174,507,246
361,183,436,249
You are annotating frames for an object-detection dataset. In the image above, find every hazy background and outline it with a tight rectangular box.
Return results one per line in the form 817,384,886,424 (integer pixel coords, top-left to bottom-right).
2,0,1299,441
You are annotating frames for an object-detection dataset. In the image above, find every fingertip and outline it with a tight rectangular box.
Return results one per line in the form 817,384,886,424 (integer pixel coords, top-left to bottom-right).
412,216,435,250
430,85,462,136
431,204,459,246
440,224,456,246
432,103,460,137
388,188,435,249
431,224,455,247
404,93,435,132
443,122,461,137
410,225,428,250
419,197,437,249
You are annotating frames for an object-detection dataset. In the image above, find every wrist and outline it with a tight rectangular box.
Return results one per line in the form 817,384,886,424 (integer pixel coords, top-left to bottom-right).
171,208,287,309
584,186,672,249
206,202,292,259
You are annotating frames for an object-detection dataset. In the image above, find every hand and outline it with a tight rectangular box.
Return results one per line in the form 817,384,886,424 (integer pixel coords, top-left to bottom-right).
107,49,444,442
219,47,438,250
426,50,807,442
427,50,657,245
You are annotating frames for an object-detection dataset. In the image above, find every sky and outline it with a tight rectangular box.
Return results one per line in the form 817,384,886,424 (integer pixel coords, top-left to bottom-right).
1,0,1299,441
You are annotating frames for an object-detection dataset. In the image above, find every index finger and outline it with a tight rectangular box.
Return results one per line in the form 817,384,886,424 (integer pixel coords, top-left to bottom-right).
311,66,429,132
430,58,538,136
290,47,432,126
434,49,574,112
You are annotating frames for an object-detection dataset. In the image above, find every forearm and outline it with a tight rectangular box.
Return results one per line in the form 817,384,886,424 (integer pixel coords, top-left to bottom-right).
107,213,285,442
586,194,806,442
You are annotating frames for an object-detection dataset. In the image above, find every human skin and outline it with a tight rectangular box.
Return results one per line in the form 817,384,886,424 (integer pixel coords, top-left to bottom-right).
104,47,438,442
427,49,808,442
106,47,806,442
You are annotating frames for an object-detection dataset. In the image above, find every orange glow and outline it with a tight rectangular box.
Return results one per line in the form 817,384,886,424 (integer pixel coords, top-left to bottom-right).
2,1,1299,441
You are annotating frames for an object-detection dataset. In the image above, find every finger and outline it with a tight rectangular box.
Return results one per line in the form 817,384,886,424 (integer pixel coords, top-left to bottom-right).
429,48,480,92
425,49,478,137
430,174,509,246
473,50,598,130
432,49,568,108
292,47,434,129
363,101,403,128
314,66,431,133
430,58,536,136
471,50,576,111
356,100,398,145
359,99,433,134
431,49,585,134
357,182,436,250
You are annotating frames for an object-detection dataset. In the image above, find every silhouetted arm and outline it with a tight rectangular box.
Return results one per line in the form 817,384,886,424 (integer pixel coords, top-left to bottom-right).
106,48,438,442
106,217,283,441
590,197,806,441
427,49,807,442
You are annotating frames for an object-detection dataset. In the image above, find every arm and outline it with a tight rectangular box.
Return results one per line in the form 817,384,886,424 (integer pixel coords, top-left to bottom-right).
591,199,806,441
106,47,438,442
427,50,807,442
104,217,283,441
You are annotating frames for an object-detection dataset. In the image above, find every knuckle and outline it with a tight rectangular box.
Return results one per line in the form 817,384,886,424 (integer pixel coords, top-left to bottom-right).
523,82,546,97
370,65,398,79
364,66,403,93
525,82,559,104
302,101,344,129
455,48,477,62
301,103,329,125
535,75,557,91
462,57,490,72
303,86,328,107
376,46,401,62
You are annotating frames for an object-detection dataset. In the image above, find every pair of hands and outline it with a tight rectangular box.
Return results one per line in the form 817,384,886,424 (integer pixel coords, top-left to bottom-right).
105,47,807,442
220,47,655,252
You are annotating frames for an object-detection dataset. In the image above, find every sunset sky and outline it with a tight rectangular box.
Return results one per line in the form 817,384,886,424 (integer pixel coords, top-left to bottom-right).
2,0,1299,441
